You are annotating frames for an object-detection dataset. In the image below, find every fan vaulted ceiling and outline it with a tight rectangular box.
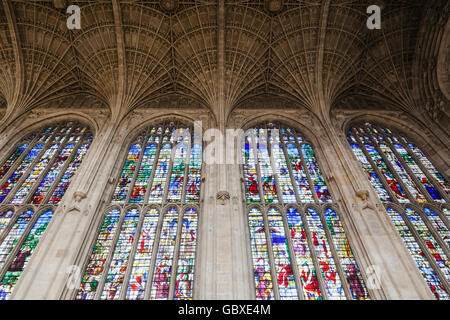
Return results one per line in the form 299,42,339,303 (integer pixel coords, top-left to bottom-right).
0,0,448,124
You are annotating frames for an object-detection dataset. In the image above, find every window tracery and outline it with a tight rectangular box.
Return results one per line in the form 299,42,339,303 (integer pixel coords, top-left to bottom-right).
77,120,201,300
348,122,450,300
243,122,369,300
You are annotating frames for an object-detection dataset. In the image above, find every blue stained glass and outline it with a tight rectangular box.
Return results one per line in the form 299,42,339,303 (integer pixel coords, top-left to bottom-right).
0,210,54,300
31,143,75,204
386,208,449,299
150,208,178,300
0,144,44,203
185,144,202,203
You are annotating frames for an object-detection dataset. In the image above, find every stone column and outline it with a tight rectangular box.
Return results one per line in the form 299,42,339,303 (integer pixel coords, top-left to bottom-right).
317,117,434,300
195,122,253,300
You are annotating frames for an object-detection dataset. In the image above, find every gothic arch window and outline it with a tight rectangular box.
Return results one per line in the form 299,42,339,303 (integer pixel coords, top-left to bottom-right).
242,122,369,300
347,122,450,300
0,121,93,300
77,120,201,300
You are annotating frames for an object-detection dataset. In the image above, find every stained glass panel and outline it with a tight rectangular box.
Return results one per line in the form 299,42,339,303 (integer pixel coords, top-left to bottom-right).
243,135,260,203
0,210,34,270
0,210,54,300
150,208,178,300
386,208,449,299
148,144,171,204
130,144,156,203
286,207,321,300
0,210,14,237
267,208,297,299
126,209,159,300
174,208,198,300
77,208,121,300
324,208,369,300
305,208,345,299
112,144,141,204
350,143,391,202
286,144,313,202
301,145,332,202
404,208,450,281
101,209,140,300
167,145,187,202
248,208,273,300
185,144,202,203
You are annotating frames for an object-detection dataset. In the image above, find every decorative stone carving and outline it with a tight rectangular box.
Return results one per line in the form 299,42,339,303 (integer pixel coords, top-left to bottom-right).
216,191,230,205
66,191,88,214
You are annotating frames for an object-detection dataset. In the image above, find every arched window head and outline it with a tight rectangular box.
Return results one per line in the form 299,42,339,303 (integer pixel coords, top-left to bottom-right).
348,122,450,300
77,120,201,300
0,121,93,300
243,122,369,300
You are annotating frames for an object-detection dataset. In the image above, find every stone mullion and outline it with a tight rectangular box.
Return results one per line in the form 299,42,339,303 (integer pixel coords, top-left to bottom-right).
125,136,148,204
298,143,320,204
354,135,399,204
143,206,165,300
0,135,40,188
300,208,329,300
22,136,74,205
143,137,163,204
402,142,450,203
168,206,184,300
0,208,44,281
118,206,146,300
93,206,127,300
41,135,86,205
2,130,60,204
375,127,435,204
262,209,280,300
396,207,450,294
279,208,305,300
318,207,353,300
366,132,418,204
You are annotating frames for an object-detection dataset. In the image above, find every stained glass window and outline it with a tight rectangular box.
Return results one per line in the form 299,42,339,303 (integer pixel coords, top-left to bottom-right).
244,123,369,300
348,122,450,299
78,120,201,300
0,121,92,300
